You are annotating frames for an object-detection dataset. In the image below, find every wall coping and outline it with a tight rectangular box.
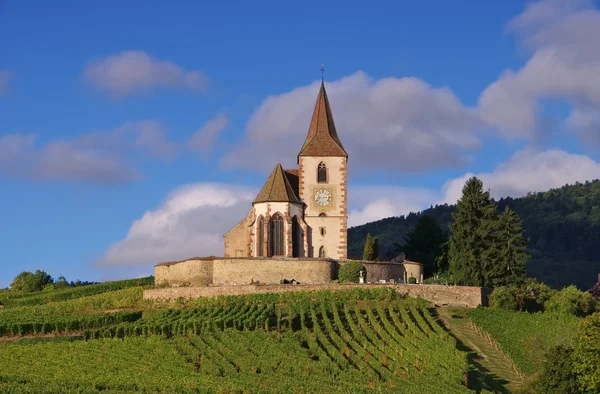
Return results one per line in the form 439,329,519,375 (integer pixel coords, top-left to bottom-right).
144,282,490,308
156,256,419,268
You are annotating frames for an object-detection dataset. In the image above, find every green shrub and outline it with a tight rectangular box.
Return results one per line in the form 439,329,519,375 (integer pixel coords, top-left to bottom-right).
408,276,417,284
489,280,555,312
573,312,600,392
338,261,365,283
489,286,518,310
545,286,597,317
533,345,580,394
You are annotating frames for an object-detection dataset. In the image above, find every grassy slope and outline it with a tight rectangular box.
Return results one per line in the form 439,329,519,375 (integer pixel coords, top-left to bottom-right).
468,308,580,375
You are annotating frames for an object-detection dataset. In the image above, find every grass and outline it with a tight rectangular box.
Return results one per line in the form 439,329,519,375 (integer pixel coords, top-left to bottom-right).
468,307,580,375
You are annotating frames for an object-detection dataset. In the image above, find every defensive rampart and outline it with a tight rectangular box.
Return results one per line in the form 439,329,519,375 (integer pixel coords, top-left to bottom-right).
155,257,423,288
144,283,490,308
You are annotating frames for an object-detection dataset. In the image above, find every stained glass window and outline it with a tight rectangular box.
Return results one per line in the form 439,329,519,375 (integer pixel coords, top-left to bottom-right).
269,214,284,256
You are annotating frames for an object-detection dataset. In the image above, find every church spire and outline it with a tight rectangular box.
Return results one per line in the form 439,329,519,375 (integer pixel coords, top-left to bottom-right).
298,77,347,161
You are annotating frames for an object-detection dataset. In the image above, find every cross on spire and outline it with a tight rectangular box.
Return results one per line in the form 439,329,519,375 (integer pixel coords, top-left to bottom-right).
320,64,325,81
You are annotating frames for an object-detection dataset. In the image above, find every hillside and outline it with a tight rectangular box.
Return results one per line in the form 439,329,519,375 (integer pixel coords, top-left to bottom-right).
0,282,479,393
348,180,600,290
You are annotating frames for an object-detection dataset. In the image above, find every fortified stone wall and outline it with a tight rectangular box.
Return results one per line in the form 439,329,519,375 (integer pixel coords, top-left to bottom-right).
145,283,490,308
155,257,337,287
361,262,405,283
212,258,336,285
156,258,423,288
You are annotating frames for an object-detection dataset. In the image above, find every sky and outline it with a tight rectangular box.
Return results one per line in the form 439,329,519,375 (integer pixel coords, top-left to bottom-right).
2,0,600,287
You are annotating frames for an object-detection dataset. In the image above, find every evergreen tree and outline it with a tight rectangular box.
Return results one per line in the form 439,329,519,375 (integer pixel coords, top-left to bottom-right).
371,237,379,261
362,233,375,260
491,206,528,286
400,215,448,278
448,177,499,287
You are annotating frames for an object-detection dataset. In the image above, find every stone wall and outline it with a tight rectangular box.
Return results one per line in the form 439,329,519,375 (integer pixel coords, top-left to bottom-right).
156,257,424,288
145,283,489,308
224,209,254,257
155,257,337,287
212,258,335,285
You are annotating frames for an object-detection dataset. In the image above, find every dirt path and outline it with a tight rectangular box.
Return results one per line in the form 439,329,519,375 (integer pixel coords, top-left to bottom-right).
435,307,526,393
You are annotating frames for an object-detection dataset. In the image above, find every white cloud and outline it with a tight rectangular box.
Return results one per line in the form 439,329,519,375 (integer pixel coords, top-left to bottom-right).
188,114,229,156
221,72,483,173
83,50,208,97
478,0,600,141
0,70,12,95
0,120,176,184
98,183,256,267
348,186,438,227
440,148,600,204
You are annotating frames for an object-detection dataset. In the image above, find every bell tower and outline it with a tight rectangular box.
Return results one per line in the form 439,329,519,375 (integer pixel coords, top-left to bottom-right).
297,80,348,259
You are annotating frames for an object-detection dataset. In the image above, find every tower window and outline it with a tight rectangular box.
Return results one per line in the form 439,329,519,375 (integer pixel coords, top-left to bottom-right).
319,213,326,217
320,227,326,236
318,162,327,183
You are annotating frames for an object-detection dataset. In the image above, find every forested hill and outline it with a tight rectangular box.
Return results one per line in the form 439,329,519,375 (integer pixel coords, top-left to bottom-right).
348,179,600,290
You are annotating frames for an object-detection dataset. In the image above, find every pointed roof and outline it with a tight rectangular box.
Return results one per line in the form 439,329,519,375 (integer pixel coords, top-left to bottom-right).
298,81,348,159
253,163,302,204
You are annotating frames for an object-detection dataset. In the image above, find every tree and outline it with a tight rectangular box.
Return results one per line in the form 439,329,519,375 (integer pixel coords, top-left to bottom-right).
545,286,597,317
573,312,600,392
491,206,528,286
10,270,54,292
363,233,377,261
400,215,448,278
338,261,366,283
448,177,499,287
534,345,581,394
371,237,379,261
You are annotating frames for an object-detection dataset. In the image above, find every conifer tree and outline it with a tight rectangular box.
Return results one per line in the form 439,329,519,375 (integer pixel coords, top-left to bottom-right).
448,177,499,287
401,215,448,277
363,233,376,261
371,236,379,261
491,206,528,286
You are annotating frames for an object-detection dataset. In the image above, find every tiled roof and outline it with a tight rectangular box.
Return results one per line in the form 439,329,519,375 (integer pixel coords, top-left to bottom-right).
284,169,299,199
253,163,302,204
298,81,347,158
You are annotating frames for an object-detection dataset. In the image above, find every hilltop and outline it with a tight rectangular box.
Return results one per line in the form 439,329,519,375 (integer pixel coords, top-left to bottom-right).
348,180,600,290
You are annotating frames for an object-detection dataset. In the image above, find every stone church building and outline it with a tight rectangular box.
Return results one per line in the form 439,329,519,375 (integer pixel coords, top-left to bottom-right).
154,81,423,288
224,81,348,260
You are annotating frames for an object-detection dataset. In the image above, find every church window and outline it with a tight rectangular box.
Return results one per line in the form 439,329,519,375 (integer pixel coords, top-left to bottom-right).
319,246,326,258
320,227,326,236
269,214,284,256
318,162,327,183
319,213,326,217
257,216,264,257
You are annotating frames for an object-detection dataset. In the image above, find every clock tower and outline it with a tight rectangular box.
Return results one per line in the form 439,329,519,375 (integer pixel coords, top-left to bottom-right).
298,81,348,259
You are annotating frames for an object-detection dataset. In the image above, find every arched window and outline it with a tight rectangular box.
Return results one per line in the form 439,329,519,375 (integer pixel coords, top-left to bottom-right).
257,216,264,257
319,246,326,258
292,216,300,258
317,162,327,183
269,214,284,256
319,213,326,217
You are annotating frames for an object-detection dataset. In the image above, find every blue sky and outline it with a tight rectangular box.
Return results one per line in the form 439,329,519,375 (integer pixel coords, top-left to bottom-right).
1,0,600,287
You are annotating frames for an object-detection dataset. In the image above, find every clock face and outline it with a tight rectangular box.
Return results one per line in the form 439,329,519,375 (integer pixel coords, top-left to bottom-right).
314,189,332,206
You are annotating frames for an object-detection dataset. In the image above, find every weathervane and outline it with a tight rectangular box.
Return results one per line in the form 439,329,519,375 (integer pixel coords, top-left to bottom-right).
320,64,325,81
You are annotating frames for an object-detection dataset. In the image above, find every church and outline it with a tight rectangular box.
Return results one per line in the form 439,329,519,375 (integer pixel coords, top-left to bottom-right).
224,80,348,260
154,80,423,288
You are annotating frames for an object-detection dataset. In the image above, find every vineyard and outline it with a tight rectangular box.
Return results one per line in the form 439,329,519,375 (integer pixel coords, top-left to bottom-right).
0,284,479,393
468,307,580,375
